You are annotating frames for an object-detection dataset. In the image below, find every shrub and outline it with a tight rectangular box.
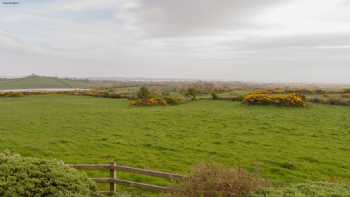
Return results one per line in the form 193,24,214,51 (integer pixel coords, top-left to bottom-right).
314,89,326,94
343,89,350,93
308,97,322,103
79,90,126,99
341,94,350,99
129,98,168,106
211,92,219,100
164,95,186,105
137,87,151,99
0,151,98,197
327,98,350,106
243,93,305,107
232,95,244,102
172,163,266,197
0,92,24,97
185,87,198,101
306,96,350,106
253,182,350,197
8,92,24,97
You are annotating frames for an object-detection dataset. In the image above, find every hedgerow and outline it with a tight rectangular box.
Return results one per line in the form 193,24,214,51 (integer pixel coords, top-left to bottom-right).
164,95,186,105
308,97,350,106
129,98,168,106
0,92,24,97
129,87,187,106
0,151,98,197
243,93,306,107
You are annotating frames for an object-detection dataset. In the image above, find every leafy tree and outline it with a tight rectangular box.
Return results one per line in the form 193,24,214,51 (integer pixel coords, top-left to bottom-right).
211,92,219,100
186,87,198,101
137,86,151,99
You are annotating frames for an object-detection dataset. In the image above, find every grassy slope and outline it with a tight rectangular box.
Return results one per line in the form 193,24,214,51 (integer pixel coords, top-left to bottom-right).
0,75,106,89
0,95,350,185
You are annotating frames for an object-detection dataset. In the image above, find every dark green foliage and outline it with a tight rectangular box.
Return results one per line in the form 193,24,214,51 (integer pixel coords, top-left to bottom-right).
253,182,350,197
231,95,244,101
0,152,98,197
164,95,186,105
211,92,219,100
185,88,198,100
137,86,151,99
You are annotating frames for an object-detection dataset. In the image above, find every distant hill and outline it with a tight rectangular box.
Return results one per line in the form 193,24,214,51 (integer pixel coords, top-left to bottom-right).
1,75,348,91
0,75,118,90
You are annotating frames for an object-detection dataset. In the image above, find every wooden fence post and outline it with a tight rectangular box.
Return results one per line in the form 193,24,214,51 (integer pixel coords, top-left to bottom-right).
110,162,117,193
69,162,185,193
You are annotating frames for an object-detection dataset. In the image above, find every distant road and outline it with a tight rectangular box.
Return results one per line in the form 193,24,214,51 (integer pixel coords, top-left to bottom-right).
0,88,89,93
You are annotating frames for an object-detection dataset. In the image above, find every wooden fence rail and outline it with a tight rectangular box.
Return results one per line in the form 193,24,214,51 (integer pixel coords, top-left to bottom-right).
69,162,185,194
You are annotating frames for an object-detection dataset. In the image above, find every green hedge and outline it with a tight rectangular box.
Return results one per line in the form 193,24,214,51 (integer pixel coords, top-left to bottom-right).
0,152,98,197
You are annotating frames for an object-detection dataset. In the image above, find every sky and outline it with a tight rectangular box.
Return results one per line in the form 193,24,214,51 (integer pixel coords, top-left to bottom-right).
0,0,350,83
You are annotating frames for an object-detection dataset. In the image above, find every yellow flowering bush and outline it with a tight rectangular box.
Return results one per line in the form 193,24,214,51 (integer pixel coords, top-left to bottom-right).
0,92,24,97
243,93,305,107
129,98,168,106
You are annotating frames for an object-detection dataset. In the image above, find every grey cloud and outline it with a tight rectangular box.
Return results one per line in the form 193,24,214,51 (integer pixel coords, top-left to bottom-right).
222,34,350,51
1,0,350,84
118,0,288,37
339,0,350,6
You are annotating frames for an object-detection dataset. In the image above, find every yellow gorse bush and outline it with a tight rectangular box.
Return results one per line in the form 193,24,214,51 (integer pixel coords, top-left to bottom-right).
0,92,24,97
243,93,305,107
129,98,168,106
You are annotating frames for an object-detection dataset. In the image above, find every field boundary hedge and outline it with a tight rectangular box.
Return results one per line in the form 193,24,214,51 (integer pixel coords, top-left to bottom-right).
243,93,306,107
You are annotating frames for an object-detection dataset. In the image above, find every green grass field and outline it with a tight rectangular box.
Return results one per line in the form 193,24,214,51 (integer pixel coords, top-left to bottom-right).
1,95,350,186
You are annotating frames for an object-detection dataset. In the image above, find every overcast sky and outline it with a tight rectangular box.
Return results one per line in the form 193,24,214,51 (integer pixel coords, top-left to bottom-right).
1,0,350,83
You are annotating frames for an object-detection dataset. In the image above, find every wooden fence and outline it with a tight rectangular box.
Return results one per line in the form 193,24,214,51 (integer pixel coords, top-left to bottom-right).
69,162,185,195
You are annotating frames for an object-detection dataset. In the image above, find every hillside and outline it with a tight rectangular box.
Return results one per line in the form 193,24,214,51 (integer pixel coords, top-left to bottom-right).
0,75,117,90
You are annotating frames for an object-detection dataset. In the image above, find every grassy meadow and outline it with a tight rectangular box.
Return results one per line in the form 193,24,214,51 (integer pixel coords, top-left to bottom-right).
1,95,350,187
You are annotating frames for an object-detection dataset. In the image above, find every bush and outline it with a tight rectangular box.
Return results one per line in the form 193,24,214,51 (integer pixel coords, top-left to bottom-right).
232,95,244,102
308,97,322,104
185,88,198,101
0,151,98,197
164,95,186,105
137,87,151,99
341,94,350,99
327,98,350,106
307,96,350,106
0,92,24,97
172,163,266,197
253,182,350,197
343,89,350,93
129,98,168,106
243,93,305,107
211,93,219,100
81,90,125,99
